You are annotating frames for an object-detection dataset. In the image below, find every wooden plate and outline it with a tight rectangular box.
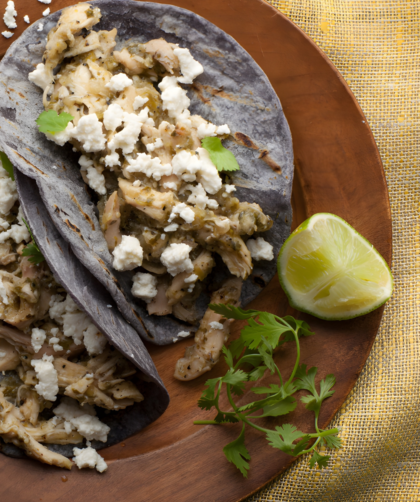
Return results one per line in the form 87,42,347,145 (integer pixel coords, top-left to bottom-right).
0,0,391,501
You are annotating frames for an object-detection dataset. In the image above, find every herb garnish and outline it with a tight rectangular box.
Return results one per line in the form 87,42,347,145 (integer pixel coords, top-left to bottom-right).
22,218,44,265
0,151,14,180
36,110,74,135
201,137,240,172
194,304,341,477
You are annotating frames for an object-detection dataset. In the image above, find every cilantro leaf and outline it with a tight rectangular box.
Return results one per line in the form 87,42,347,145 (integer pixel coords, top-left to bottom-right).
295,365,336,419
309,450,330,469
248,365,267,382
209,304,261,320
292,435,312,455
197,377,221,411
22,243,45,265
322,434,342,450
201,137,240,172
36,110,74,135
223,424,250,477
266,424,305,455
259,396,297,418
241,313,295,351
21,218,45,265
221,368,248,396
283,316,314,338
214,411,239,424
0,151,14,180
222,346,234,368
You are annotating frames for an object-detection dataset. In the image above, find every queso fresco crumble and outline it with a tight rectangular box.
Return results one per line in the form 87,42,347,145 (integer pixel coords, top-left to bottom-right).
28,3,275,380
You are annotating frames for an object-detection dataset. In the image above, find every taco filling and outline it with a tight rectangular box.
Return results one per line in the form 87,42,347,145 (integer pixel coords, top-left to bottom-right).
0,161,147,471
28,3,275,379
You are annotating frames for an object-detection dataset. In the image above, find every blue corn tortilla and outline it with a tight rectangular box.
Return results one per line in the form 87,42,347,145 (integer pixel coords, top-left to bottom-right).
0,0,294,345
0,171,169,460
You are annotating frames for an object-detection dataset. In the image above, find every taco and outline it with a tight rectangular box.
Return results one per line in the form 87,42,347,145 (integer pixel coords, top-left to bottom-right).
0,1,293,379
0,159,169,471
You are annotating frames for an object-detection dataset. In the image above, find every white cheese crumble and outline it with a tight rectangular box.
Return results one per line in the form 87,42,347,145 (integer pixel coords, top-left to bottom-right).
162,181,177,190
131,272,158,303
171,150,201,182
217,124,231,135
106,73,133,92
49,294,106,354
42,8,50,16
173,47,204,85
1,31,13,39
112,235,143,271
31,328,46,353
168,203,195,224
23,15,29,23
184,183,218,210
224,184,236,193
209,321,224,330
197,123,217,139
0,352,6,358
54,397,110,442
38,0,51,4
0,207,30,244
106,112,143,159
78,156,106,195
146,137,163,152
28,63,51,91
246,237,274,261
3,1,17,30
184,274,198,284
160,243,193,276
73,442,108,473
103,103,125,131
44,122,74,146
133,95,149,110
71,114,106,152
31,354,59,401
125,152,171,181
37,23,43,31
83,324,107,356
158,76,190,120
195,148,222,194
0,278,10,305
0,165,18,216
177,331,190,338
164,223,178,232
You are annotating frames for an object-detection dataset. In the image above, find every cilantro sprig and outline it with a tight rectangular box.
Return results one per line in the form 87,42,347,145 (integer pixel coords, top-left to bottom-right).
21,218,44,265
36,110,73,135
201,137,240,172
194,305,341,477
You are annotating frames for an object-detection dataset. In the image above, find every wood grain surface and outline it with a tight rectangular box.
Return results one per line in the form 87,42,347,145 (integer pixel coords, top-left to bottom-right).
0,0,391,501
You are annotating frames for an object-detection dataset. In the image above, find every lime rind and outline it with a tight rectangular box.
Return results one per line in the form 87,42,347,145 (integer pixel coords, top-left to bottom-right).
277,213,393,321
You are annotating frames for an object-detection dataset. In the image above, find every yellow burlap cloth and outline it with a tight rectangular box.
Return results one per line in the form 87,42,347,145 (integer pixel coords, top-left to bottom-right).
247,1,419,500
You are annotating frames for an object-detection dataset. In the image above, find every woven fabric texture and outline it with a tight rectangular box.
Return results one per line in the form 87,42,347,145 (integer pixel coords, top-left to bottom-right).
248,1,419,500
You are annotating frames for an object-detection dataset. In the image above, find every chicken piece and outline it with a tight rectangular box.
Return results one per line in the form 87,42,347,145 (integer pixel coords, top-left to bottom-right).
147,281,173,316
63,31,102,59
174,278,243,380
101,191,122,251
229,202,273,236
197,230,253,280
107,381,143,402
95,29,117,59
26,418,83,445
43,3,101,76
0,391,73,469
113,47,153,74
119,179,174,222
16,386,40,425
141,260,167,275
54,358,89,387
0,338,20,371
0,243,16,266
166,250,214,306
144,38,180,74
172,300,199,324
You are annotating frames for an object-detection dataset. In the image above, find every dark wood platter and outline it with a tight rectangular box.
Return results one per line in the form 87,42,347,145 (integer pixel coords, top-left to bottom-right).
0,0,391,501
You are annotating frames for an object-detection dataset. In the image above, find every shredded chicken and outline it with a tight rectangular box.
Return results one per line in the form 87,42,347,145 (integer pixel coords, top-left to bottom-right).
174,278,243,380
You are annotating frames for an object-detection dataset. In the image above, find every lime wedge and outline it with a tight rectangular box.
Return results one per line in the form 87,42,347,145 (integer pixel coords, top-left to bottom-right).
277,213,393,320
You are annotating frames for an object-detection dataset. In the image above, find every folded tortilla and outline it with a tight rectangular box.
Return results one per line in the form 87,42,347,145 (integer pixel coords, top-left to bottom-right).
0,0,293,345
1,172,169,460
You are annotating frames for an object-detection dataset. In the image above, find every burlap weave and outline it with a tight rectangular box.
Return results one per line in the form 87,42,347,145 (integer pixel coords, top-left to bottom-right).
247,1,419,500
